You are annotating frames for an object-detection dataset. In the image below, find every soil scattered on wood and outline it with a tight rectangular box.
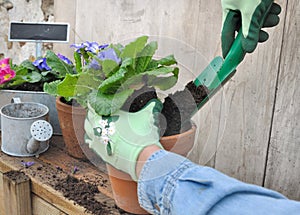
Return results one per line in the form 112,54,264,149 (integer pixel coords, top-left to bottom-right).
54,175,110,215
3,170,30,183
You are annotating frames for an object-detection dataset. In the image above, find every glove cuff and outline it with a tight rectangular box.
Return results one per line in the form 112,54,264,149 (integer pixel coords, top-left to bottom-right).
115,140,163,181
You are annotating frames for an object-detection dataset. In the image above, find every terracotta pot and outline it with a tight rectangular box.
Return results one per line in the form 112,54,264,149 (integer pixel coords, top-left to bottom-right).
55,97,87,159
107,123,197,214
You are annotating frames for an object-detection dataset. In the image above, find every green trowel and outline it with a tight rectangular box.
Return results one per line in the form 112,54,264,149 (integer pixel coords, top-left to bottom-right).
192,30,245,112
192,4,273,114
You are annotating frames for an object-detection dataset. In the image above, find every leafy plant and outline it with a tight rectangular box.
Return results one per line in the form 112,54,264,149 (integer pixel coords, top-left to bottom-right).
43,35,179,115
0,56,63,90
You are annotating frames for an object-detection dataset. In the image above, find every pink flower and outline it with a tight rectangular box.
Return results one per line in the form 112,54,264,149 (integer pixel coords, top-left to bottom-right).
0,58,10,69
0,67,16,84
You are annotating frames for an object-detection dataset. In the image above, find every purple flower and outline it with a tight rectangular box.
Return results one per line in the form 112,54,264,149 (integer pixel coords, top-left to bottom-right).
70,42,85,50
21,161,35,168
88,58,101,70
98,48,121,64
33,58,51,71
84,41,101,53
99,44,109,50
88,48,121,70
72,166,79,174
57,53,73,65
70,41,109,54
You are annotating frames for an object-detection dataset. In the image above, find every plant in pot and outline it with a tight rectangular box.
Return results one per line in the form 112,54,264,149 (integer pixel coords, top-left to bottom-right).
0,57,63,134
42,42,108,159
44,35,208,213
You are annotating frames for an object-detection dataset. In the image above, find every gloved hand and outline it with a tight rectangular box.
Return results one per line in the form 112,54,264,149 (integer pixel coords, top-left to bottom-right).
221,0,281,58
84,99,163,181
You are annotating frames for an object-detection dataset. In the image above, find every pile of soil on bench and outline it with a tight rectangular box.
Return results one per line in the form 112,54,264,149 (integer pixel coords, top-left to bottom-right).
3,170,29,183
122,81,209,136
54,175,110,215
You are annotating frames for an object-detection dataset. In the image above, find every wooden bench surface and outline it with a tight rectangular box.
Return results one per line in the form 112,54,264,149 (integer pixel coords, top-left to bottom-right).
0,135,136,215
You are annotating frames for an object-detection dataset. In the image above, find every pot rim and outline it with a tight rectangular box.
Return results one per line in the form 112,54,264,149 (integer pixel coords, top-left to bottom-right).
56,96,86,112
160,121,196,140
0,89,46,94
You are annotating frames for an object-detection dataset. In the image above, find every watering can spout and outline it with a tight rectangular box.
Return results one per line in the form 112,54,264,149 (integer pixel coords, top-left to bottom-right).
26,120,53,154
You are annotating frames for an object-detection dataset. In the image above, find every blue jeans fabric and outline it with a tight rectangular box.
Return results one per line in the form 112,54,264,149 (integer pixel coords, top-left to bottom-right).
138,150,300,215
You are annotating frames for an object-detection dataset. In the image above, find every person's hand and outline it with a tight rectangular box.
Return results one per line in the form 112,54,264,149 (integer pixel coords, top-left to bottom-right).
221,0,281,58
84,99,163,181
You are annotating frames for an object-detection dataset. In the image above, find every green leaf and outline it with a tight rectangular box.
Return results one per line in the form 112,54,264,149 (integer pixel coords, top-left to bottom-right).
41,70,52,77
56,74,79,97
102,59,119,77
124,67,179,91
7,77,27,87
76,72,103,96
135,41,158,74
74,51,82,73
43,80,61,96
45,50,74,77
14,67,29,76
146,55,177,70
26,71,42,83
88,89,134,116
97,58,135,94
146,60,159,70
20,60,39,71
120,36,148,60
155,54,177,66
80,48,90,64
110,44,123,57
144,66,178,76
147,75,178,90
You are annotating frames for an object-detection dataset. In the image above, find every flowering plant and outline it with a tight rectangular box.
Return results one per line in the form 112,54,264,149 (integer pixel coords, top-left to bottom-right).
0,58,15,85
43,35,179,115
0,56,63,91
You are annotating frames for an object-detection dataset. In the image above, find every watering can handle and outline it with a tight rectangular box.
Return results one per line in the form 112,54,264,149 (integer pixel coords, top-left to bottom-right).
11,97,22,103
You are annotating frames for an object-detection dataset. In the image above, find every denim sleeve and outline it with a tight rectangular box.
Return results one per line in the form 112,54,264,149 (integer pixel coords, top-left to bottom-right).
137,150,300,215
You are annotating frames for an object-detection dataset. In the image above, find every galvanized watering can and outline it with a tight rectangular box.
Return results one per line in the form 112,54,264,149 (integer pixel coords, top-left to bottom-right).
0,98,53,157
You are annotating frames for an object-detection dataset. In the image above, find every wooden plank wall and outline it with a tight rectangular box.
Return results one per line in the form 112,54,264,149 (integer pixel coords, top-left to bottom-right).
54,0,300,200
264,0,300,199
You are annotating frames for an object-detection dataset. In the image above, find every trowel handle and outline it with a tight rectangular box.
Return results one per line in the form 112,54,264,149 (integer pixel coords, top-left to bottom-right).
220,2,274,77
218,31,246,82
202,32,245,92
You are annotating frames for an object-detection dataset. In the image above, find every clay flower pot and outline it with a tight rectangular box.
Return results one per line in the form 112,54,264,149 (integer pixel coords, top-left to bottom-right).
107,123,197,214
55,97,87,159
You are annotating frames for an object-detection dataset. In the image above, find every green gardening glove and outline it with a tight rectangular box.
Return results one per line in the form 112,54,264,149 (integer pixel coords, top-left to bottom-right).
84,99,163,181
221,0,281,58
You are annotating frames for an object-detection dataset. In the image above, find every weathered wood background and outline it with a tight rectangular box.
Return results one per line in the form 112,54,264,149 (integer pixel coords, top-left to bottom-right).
54,0,299,200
